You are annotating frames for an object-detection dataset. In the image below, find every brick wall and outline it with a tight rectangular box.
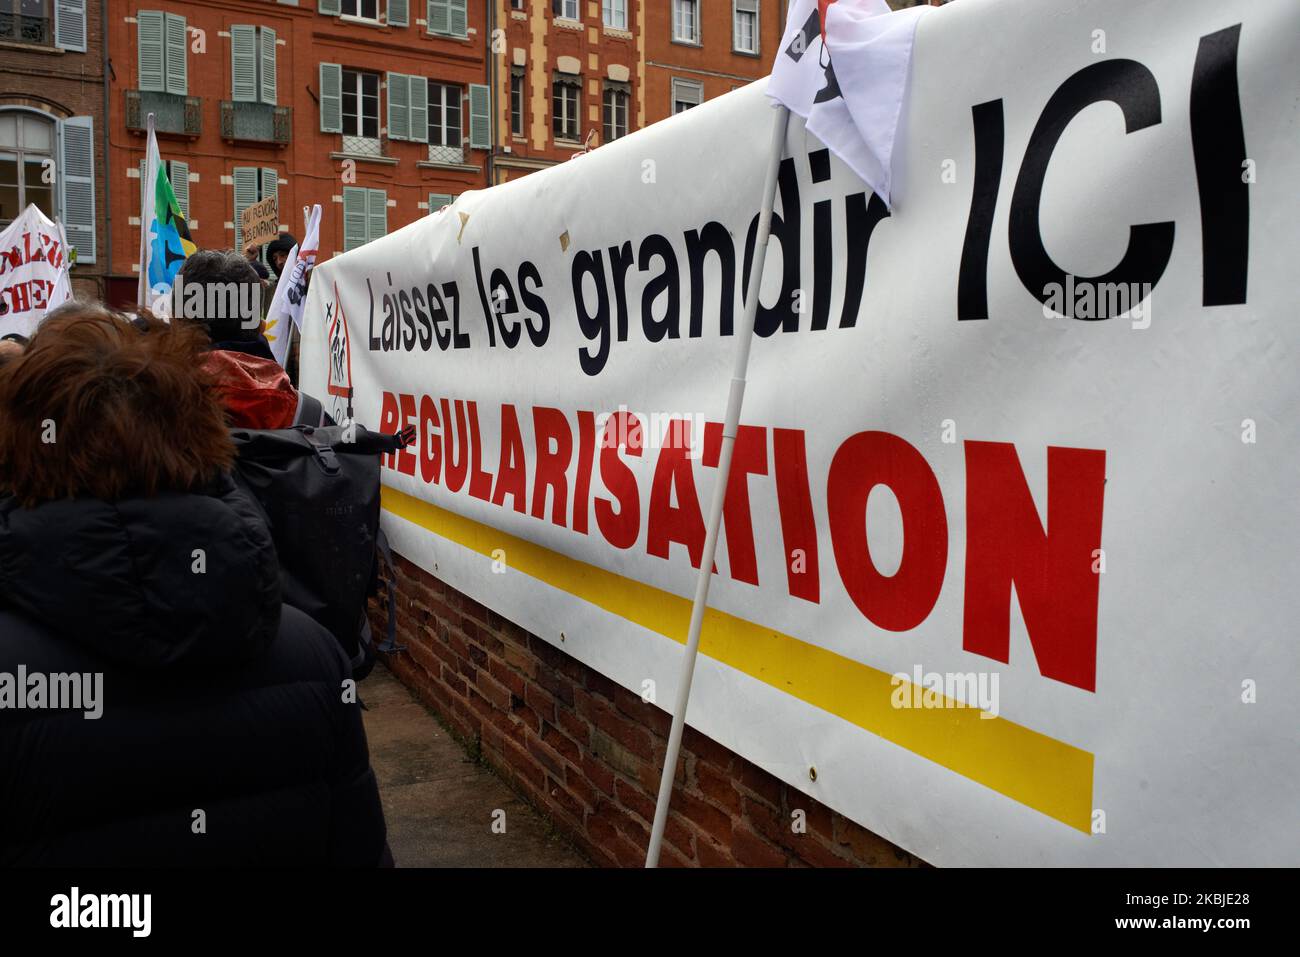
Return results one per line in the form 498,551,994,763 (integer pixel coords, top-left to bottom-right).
0,0,107,300
371,552,925,868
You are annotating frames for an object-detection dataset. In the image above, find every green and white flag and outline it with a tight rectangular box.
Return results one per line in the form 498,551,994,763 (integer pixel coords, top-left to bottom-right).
136,113,195,316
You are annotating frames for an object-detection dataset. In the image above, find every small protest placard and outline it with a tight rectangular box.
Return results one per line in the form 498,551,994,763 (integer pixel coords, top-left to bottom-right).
241,195,279,250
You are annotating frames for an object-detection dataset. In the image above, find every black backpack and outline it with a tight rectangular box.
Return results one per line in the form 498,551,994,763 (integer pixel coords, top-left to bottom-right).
230,421,411,678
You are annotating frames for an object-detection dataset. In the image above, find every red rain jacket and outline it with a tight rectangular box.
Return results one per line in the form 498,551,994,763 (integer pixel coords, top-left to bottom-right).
201,349,299,430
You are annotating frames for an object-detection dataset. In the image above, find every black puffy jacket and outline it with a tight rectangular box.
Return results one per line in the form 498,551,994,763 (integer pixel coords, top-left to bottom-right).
0,475,387,866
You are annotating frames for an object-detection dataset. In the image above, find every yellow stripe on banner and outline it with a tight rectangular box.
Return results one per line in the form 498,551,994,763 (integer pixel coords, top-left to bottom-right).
383,486,1094,832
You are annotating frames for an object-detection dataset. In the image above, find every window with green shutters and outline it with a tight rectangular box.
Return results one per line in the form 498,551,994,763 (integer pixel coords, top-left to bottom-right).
368,187,386,244
233,166,279,255
428,0,468,38
139,158,188,222
387,73,409,141
137,11,187,95
260,28,277,104
342,186,387,251
468,83,491,150
58,116,96,263
337,0,378,18
342,186,366,251
232,26,277,105
409,77,428,144
137,12,164,92
168,161,190,221
231,26,257,101
386,73,428,143
164,13,187,95
320,0,407,23
232,167,258,254
319,63,343,133
55,0,88,52
427,192,455,216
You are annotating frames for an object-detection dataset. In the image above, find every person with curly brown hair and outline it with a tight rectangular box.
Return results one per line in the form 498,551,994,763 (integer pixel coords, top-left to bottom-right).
0,303,388,866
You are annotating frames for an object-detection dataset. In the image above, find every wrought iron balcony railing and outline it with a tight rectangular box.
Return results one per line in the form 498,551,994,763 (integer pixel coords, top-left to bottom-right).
220,101,292,145
426,143,464,165
0,13,50,46
340,135,387,159
125,90,202,138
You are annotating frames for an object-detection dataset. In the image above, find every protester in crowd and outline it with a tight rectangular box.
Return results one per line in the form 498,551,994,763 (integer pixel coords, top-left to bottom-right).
0,304,388,866
177,248,325,428
244,242,271,280
0,333,26,367
267,232,297,280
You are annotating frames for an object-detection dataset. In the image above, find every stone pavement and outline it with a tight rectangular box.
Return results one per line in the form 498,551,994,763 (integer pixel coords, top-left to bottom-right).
360,663,589,868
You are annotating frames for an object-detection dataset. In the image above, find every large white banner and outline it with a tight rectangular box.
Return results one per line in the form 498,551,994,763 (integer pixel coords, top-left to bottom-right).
302,0,1300,866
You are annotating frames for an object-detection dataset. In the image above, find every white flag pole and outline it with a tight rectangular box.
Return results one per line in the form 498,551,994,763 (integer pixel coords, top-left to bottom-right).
136,113,158,310
645,101,790,868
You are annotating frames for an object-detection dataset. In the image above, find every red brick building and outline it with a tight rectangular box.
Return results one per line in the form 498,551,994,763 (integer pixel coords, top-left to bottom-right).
487,1,784,185
0,0,106,301
103,0,493,305
488,0,640,185
642,0,780,125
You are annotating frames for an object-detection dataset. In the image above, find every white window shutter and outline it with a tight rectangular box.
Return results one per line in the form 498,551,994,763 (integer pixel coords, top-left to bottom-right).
137,11,165,93
54,0,87,53
468,83,490,150
164,13,188,96
319,0,341,15
449,0,468,37
169,160,190,221
428,0,450,35
409,77,428,143
319,63,342,133
343,187,368,251
58,117,96,264
230,25,258,102
388,0,409,28
260,28,278,105
367,189,387,243
233,166,260,253
387,73,410,141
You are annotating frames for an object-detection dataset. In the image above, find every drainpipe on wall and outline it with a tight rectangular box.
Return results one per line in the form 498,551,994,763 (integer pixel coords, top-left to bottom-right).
487,0,497,188
101,0,111,289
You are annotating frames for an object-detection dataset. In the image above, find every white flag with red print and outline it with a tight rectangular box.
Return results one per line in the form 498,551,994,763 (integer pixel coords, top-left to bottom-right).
264,204,322,367
768,0,929,207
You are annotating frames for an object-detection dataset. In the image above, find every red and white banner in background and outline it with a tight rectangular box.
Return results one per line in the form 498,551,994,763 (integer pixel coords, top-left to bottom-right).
302,0,1300,865
0,204,73,338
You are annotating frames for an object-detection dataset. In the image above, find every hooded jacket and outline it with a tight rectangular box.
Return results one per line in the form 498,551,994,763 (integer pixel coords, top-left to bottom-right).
202,338,300,430
0,474,387,866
